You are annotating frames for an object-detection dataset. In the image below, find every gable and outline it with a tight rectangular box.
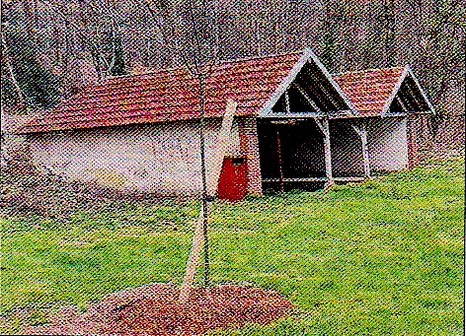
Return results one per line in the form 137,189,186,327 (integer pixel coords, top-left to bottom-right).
261,49,357,118
333,66,435,118
333,67,405,117
385,67,436,116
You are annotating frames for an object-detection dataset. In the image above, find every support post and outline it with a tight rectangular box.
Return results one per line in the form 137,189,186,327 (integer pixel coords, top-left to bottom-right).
315,118,334,188
361,127,370,179
322,118,334,188
276,128,285,192
352,122,371,179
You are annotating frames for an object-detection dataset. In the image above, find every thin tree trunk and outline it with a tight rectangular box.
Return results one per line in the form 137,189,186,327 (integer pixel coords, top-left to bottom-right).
179,100,237,304
1,35,26,107
198,73,210,288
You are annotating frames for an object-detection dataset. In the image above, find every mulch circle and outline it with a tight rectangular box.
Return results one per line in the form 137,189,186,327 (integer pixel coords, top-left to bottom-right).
25,284,294,335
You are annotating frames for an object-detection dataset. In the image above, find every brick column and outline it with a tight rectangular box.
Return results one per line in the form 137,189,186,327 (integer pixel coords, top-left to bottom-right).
238,117,263,195
407,115,420,169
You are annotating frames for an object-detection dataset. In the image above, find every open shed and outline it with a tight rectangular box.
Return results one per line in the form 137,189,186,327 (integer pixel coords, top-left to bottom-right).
256,54,435,192
17,48,435,196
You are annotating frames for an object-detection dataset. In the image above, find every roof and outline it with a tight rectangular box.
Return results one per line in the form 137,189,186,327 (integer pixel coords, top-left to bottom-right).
1,111,41,135
18,51,434,134
333,66,435,117
18,51,304,134
333,67,406,117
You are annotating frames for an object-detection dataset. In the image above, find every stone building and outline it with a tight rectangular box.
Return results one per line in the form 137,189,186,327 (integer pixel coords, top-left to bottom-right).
17,49,435,196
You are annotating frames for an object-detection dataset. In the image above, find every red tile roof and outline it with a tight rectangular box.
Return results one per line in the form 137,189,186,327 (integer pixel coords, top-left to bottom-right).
19,52,303,134
333,67,406,117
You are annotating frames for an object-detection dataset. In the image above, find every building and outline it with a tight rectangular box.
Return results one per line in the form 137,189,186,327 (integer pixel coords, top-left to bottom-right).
17,49,435,196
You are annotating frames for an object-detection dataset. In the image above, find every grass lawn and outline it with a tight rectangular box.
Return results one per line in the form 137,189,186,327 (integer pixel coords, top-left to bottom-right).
1,158,464,335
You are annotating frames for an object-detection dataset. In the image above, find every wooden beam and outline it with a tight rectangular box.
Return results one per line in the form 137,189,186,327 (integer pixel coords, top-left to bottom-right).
334,176,366,182
403,81,422,109
398,90,415,112
261,112,325,118
300,67,336,108
276,128,285,192
395,95,408,112
293,83,322,112
314,118,326,136
322,118,334,187
206,100,237,196
385,112,408,117
179,100,237,304
285,90,291,114
328,109,352,116
263,176,366,183
270,119,297,125
263,177,327,183
351,122,371,179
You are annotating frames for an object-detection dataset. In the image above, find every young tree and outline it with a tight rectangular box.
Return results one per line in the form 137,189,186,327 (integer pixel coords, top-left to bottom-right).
131,0,222,300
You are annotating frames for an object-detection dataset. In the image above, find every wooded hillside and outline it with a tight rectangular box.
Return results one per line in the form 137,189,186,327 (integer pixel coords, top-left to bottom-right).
1,0,464,117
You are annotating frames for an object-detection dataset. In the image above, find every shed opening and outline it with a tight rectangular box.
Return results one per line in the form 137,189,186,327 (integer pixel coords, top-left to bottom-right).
257,119,327,192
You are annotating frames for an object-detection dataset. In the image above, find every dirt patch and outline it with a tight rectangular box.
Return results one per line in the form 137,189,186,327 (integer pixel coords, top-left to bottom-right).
25,284,293,335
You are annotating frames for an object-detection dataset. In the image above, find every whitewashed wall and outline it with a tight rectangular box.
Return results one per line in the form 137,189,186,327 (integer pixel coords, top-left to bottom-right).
28,120,241,195
368,117,409,172
330,121,364,176
330,117,409,176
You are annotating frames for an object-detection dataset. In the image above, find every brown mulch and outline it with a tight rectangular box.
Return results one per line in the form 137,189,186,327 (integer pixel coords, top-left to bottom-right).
25,284,294,336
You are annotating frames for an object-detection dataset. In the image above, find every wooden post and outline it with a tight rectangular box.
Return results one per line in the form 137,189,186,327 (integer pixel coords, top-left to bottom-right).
315,118,334,188
179,100,237,304
276,128,285,192
360,125,370,179
352,122,371,179
321,118,334,188
285,90,291,114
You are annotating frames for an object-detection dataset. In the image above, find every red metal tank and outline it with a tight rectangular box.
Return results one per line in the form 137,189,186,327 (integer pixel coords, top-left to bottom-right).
217,157,248,202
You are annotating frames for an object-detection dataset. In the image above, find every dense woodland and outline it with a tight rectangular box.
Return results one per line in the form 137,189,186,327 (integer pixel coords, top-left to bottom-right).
1,0,464,118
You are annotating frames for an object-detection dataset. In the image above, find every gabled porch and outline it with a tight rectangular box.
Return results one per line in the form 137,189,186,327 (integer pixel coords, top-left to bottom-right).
256,54,435,192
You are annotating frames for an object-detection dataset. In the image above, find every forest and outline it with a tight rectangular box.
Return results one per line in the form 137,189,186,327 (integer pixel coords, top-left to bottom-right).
1,0,464,118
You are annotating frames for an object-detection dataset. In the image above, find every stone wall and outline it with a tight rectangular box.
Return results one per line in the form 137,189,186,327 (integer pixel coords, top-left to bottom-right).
27,119,247,196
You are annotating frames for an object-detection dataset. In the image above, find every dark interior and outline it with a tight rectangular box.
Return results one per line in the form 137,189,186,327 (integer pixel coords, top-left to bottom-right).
257,119,326,192
389,75,431,113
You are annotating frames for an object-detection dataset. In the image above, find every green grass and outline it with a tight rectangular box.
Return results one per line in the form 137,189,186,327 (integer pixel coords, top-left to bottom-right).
1,158,464,335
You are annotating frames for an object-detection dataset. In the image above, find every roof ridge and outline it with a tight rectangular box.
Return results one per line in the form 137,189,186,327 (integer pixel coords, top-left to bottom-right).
332,66,406,77
106,49,306,81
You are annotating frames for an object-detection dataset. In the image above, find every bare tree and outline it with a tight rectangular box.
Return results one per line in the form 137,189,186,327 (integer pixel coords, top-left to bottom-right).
1,32,27,108
129,0,223,300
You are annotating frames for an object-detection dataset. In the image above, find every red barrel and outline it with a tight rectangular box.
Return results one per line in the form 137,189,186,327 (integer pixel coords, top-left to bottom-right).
218,157,248,201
